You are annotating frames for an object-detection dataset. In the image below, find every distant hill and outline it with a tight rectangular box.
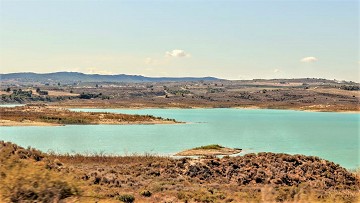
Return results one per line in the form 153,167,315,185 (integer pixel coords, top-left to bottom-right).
0,72,220,83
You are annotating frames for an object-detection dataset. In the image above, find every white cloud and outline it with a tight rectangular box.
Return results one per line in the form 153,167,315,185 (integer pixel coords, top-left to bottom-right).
300,56,318,63
165,49,190,57
273,68,280,73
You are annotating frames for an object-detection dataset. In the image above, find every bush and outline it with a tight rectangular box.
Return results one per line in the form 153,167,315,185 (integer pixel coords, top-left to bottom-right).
194,144,224,150
116,194,135,203
140,190,152,197
0,158,78,202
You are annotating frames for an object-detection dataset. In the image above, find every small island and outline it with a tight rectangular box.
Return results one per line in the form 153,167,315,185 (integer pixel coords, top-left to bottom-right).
0,105,180,126
175,144,242,156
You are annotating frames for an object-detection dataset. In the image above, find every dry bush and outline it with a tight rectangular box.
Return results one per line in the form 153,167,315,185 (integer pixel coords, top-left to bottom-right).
0,142,79,203
0,158,79,202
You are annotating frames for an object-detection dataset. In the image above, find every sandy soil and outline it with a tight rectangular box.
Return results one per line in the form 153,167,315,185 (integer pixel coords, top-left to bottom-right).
31,89,80,97
311,87,360,97
0,91,11,95
0,119,61,126
175,147,242,156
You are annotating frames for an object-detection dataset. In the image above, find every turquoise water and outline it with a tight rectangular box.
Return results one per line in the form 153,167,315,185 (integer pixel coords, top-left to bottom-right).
0,108,359,169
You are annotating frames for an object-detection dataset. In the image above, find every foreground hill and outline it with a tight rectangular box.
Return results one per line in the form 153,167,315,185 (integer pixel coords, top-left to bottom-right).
0,141,358,202
0,72,219,83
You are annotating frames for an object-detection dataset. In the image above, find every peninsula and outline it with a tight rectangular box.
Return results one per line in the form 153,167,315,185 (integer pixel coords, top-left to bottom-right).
0,105,179,126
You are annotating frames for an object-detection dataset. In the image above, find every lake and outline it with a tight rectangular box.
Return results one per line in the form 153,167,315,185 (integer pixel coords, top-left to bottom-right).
0,108,358,169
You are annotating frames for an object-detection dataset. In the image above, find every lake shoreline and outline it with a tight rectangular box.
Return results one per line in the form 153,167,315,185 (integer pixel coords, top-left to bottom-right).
47,104,360,113
2,102,359,113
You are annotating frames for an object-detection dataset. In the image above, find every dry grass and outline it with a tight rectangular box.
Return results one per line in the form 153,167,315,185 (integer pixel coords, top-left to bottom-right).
49,152,171,165
0,142,80,202
0,159,79,202
1,141,359,203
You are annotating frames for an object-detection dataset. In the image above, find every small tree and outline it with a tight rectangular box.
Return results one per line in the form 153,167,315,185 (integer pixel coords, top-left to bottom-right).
36,88,41,93
6,87,10,92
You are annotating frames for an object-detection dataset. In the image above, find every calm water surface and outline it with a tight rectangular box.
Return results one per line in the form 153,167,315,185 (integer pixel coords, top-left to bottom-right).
0,108,358,169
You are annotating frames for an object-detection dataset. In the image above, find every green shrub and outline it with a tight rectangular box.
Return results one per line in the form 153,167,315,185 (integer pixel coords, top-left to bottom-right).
140,190,152,197
194,144,224,150
116,194,135,203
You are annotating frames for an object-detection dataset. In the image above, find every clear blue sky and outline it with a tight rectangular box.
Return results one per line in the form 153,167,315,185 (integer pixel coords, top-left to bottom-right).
0,0,358,81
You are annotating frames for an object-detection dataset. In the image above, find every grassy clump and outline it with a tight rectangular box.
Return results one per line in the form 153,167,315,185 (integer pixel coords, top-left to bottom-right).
116,194,135,203
40,115,89,124
194,144,224,150
140,190,152,197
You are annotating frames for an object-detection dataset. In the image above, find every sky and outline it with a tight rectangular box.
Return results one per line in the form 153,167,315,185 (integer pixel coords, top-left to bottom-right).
0,0,359,81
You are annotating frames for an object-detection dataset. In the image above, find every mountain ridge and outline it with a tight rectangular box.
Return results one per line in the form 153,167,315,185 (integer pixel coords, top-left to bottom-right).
0,71,220,83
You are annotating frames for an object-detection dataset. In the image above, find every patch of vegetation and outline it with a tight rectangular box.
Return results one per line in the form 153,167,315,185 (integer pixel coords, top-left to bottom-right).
116,194,135,203
39,115,89,124
207,88,225,93
79,92,110,100
340,85,360,91
140,190,152,197
0,106,178,125
194,144,224,150
168,89,191,95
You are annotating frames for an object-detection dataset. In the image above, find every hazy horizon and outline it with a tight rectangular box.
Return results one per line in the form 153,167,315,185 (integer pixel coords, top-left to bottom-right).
0,0,359,82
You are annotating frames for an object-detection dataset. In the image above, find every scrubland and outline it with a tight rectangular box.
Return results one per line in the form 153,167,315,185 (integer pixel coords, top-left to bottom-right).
0,141,359,203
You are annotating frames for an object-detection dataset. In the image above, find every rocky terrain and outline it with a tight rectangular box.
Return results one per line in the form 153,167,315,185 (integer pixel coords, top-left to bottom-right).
1,141,359,202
